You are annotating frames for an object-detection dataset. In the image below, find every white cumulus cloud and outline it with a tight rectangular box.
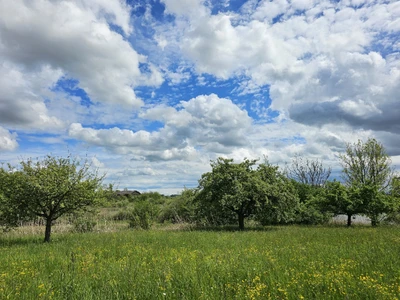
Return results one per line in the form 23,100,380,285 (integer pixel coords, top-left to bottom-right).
0,0,162,108
0,127,18,151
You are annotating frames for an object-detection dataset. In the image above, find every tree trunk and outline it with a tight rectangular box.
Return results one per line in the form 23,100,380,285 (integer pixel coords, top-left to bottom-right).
44,217,52,243
347,214,352,227
238,213,245,231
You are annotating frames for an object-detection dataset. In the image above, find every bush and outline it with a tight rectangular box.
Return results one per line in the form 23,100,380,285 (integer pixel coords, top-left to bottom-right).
159,189,196,223
72,213,97,233
128,201,159,230
295,202,332,225
134,192,165,204
112,210,134,221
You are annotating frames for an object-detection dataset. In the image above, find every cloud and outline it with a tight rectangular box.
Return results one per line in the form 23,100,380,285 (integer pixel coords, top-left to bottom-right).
1,0,399,192
142,93,253,149
79,0,134,35
91,157,105,168
69,94,252,160
68,123,157,148
161,0,208,17
158,0,400,138
288,52,400,134
0,63,65,130
0,0,162,108
0,127,18,151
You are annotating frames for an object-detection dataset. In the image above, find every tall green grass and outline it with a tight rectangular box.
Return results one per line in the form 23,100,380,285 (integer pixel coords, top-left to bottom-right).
1,226,400,299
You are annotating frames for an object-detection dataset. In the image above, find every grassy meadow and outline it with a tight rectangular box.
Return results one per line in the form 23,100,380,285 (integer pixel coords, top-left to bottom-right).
1,226,400,299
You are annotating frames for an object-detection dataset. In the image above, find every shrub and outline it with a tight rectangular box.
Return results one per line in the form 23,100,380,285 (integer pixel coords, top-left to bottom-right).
112,210,134,221
128,201,159,230
295,202,332,225
159,190,196,223
72,213,97,233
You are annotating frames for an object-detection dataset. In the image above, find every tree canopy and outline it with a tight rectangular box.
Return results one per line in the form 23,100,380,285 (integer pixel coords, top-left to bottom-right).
340,138,397,225
195,158,299,230
323,180,362,226
195,158,266,230
0,155,103,242
255,161,299,225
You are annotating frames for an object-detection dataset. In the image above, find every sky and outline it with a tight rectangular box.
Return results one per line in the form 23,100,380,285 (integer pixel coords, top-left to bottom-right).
0,0,399,194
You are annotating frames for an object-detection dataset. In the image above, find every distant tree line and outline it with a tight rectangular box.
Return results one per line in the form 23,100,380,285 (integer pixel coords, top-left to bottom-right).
105,138,400,230
192,138,399,229
1,138,399,242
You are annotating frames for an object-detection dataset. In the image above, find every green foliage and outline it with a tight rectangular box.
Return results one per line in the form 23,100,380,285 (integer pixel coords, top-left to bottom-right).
289,181,331,225
295,199,332,225
0,155,103,241
195,158,302,229
391,177,400,201
291,180,313,203
94,184,115,207
135,192,165,204
195,158,268,230
115,199,130,208
323,180,363,226
112,209,134,221
383,211,400,225
160,188,196,223
351,184,393,226
324,181,350,213
255,162,299,225
340,138,398,225
128,201,160,230
340,138,393,189
71,212,97,233
0,167,31,229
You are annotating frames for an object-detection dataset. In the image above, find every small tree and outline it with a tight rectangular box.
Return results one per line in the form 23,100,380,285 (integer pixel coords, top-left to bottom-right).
340,138,396,226
1,155,103,242
0,166,31,229
195,158,268,230
324,180,363,226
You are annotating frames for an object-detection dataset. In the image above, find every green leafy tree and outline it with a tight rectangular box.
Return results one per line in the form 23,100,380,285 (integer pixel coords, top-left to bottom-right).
1,155,103,242
255,161,299,225
324,180,363,226
292,181,332,225
391,177,400,199
0,166,31,229
384,177,400,224
340,138,396,226
195,158,268,230
287,178,331,225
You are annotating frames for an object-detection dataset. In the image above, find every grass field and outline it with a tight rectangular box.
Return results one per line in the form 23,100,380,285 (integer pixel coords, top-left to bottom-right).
1,226,400,299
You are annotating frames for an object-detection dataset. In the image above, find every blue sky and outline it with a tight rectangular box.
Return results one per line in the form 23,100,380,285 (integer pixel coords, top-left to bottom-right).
0,0,399,194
